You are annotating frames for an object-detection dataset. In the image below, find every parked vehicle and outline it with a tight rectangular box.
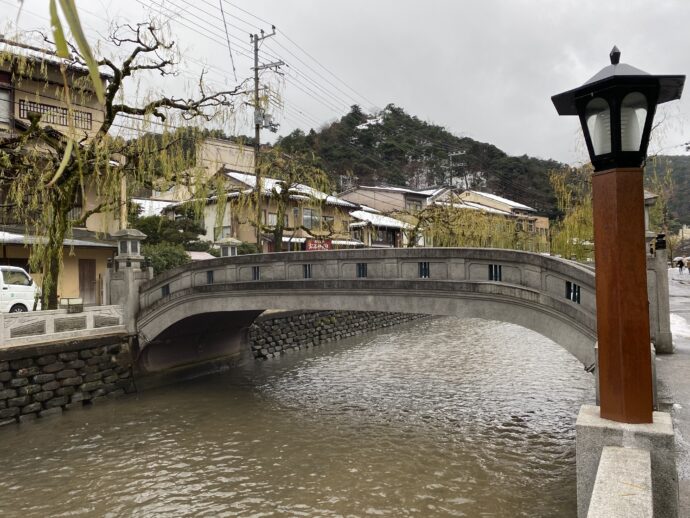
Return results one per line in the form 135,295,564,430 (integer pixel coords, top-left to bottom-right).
0,266,40,312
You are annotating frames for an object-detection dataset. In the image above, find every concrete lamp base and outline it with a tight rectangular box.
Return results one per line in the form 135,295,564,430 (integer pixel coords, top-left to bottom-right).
576,405,678,518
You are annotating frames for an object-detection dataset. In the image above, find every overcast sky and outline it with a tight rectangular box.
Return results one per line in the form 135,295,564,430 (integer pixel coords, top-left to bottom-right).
4,0,690,165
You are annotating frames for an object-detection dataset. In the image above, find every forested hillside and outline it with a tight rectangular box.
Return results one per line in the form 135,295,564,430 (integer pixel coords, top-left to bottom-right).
277,105,564,217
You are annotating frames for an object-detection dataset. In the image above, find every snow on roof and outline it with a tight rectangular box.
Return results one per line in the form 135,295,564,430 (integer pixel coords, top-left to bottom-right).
349,210,411,229
434,200,513,216
187,251,216,261
0,231,115,248
417,187,448,197
464,191,536,212
0,36,113,79
225,171,357,208
357,185,428,196
356,185,447,198
132,198,176,217
357,204,381,214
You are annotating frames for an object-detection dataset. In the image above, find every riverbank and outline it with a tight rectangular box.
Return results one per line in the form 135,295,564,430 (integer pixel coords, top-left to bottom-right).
657,268,690,517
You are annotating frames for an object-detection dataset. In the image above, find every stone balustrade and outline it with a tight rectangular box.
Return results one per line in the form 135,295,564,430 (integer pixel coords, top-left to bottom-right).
0,305,125,348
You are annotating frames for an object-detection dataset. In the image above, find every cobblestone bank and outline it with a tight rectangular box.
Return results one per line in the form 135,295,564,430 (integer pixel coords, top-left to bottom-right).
0,335,134,427
249,311,426,359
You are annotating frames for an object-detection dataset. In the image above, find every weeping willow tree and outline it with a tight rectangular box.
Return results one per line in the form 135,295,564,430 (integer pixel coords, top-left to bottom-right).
400,194,548,251
0,23,246,308
644,156,674,232
548,166,594,261
216,148,339,251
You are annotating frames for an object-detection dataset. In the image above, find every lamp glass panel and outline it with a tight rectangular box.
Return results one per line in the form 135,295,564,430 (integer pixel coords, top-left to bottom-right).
621,92,647,152
585,98,611,155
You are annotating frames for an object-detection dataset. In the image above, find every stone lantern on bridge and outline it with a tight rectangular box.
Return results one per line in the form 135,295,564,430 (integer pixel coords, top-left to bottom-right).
112,228,147,271
105,228,153,334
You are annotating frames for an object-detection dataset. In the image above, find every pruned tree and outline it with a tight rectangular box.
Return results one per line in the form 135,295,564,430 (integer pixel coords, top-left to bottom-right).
0,22,247,308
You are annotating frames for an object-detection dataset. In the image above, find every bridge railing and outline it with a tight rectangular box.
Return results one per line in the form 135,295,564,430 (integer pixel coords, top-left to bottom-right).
139,248,596,316
0,305,125,348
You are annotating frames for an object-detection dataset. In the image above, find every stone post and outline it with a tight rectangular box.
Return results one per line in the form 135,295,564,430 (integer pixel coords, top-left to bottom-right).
106,228,153,334
649,240,673,353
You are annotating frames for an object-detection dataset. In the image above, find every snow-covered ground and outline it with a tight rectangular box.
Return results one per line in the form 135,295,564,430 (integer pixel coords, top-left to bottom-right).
671,313,690,339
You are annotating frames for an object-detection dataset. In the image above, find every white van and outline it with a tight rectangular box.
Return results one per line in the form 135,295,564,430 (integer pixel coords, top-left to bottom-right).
0,266,40,312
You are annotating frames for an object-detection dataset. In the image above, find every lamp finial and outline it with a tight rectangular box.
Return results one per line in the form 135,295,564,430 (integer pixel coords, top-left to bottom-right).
610,46,621,65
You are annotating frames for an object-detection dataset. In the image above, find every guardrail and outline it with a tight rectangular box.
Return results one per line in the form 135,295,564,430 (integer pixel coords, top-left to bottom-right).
0,305,126,348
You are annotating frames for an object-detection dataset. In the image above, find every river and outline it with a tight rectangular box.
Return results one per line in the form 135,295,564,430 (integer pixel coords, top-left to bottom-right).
0,316,594,517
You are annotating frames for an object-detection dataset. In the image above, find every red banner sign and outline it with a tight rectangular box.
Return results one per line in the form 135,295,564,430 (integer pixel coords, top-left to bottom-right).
306,239,332,251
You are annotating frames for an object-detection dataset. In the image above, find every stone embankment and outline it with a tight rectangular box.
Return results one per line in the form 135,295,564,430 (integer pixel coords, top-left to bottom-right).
249,310,426,359
0,336,134,427
0,311,424,427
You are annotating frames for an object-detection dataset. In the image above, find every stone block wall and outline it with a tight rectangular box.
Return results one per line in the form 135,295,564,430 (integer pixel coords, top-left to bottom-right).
0,335,135,427
249,310,426,359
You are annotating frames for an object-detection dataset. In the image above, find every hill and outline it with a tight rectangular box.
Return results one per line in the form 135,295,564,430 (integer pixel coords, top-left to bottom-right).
277,105,565,217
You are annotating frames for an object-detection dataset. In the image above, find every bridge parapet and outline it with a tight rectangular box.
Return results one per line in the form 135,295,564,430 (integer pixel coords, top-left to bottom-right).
139,248,596,317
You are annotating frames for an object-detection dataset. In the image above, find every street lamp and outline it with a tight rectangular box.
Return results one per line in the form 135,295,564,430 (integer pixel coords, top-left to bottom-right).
552,46,684,171
552,48,685,424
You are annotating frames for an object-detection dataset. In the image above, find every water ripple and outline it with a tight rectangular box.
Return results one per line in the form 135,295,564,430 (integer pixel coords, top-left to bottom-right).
0,317,593,517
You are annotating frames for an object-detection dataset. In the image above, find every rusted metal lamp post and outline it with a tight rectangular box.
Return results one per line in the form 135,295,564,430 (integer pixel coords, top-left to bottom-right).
552,47,685,424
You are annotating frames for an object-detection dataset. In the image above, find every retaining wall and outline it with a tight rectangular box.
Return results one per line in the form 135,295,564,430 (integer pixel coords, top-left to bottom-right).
0,334,135,427
249,310,426,359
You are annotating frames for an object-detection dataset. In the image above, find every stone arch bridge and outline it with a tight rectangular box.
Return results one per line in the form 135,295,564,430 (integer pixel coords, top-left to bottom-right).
133,248,623,374
130,247,670,375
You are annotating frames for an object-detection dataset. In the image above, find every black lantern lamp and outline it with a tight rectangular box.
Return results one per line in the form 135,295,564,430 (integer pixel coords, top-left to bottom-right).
552,46,685,171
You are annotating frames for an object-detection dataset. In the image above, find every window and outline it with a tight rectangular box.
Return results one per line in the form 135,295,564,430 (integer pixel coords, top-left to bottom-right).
131,241,139,254
303,208,320,229
489,264,502,281
356,263,367,278
161,284,170,297
293,207,300,226
406,199,422,211
527,221,535,233
206,270,214,284
119,241,128,254
352,228,363,241
252,266,260,281
0,89,10,125
419,262,430,278
214,226,232,240
515,221,524,232
18,99,92,130
267,213,278,226
284,214,289,227
2,270,31,286
303,264,312,279
566,281,581,304
221,245,237,257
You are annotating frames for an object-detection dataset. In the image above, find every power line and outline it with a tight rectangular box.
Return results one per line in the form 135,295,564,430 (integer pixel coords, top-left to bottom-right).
218,0,238,82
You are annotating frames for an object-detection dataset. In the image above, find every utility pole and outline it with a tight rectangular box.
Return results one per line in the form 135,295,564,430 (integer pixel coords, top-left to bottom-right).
251,27,284,247
448,150,466,189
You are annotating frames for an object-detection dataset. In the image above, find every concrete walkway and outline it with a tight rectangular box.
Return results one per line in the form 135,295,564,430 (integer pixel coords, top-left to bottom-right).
657,268,690,517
